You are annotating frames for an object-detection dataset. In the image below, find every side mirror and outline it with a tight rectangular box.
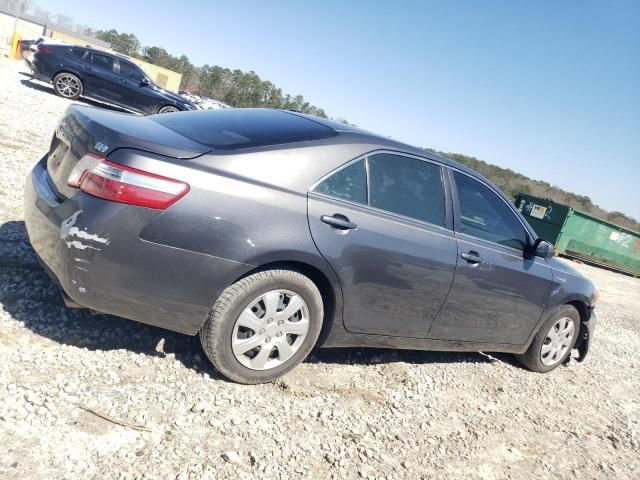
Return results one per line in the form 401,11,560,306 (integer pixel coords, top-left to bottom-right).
141,77,150,86
532,238,555,260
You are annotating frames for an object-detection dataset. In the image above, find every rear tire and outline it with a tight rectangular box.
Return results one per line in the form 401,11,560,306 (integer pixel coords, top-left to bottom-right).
200,270,323,384
515,304,580,373
53,72,83,99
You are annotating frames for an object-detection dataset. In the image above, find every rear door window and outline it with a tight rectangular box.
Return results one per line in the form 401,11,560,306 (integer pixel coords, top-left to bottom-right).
367,153,445,226
314,160,367,204
453,171,528,249
313,153,446,227
68,48,87,61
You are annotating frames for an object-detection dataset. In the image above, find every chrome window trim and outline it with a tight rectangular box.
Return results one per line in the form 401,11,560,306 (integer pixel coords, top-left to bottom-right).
309,149,448,229
308,191,455,237
309,149,445,191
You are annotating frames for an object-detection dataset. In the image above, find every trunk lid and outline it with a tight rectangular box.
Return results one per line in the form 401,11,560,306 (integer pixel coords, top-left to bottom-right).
46,105,210,198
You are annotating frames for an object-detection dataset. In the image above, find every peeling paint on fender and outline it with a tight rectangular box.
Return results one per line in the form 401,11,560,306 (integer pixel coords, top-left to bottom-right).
60,210,110,250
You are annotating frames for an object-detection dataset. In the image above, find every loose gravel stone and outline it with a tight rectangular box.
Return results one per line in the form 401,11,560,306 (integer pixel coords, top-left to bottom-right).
190,401,208,413
221,451,243,465
0,56,639,479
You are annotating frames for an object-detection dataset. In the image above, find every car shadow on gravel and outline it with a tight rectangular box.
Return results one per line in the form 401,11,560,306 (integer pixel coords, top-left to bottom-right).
1,220,519,381
19,78,130,114
307,346,517,368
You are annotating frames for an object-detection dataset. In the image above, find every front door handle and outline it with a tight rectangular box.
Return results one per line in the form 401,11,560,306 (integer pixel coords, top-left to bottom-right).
461,251,483,264
320,214,357,231
119,79,127,83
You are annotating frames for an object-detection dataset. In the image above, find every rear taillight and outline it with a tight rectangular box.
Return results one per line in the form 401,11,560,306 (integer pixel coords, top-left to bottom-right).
67,155,189,210
36,45,53,55
66,153,103,188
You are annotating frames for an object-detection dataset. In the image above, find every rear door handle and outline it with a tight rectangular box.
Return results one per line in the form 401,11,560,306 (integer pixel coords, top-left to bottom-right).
320,214,357,230
461,251,483,264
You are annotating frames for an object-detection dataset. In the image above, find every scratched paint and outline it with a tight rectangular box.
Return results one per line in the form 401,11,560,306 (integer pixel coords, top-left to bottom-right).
60,210,110,250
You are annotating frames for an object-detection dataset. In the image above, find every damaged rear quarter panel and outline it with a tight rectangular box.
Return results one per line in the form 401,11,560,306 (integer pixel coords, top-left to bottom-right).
60,209,110,251
60,195,254,334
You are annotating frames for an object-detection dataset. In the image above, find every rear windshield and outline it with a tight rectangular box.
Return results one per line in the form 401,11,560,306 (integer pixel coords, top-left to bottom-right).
151,109,337,150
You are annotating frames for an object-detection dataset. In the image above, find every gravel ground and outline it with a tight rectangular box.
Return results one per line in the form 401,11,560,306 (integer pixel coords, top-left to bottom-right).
1,57,639,480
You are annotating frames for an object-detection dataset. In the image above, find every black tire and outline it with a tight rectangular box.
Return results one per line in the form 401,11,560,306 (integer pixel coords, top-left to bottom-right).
200,269,323,384
52,72,83,100
158,105,179,114
515,304,580,373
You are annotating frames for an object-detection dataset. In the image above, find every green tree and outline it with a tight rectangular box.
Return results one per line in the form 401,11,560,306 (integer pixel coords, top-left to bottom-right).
95,29,141,57
141,46,170,65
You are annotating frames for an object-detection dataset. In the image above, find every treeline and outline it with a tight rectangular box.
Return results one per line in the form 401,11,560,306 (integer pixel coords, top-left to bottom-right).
93,30,328,117
428,149,639,232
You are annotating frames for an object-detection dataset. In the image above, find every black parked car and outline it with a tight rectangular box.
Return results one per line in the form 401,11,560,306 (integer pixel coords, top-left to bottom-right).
24,107,597,384
25,41,197,114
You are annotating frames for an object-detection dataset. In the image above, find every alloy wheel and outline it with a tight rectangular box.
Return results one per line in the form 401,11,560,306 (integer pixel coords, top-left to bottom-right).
231,289,310,370
55,74,80,98
159,106,179,113
540,316,575,366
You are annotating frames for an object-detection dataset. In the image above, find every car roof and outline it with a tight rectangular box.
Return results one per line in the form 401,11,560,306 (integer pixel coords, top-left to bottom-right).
151,108,339,150
43,40,128,60
153,107,487,180
158,108,494,194
286,111,484,178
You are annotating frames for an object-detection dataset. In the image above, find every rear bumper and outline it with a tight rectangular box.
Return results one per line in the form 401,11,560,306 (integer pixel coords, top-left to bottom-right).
24,55,50,82
24,157,254,335
576,310,597,362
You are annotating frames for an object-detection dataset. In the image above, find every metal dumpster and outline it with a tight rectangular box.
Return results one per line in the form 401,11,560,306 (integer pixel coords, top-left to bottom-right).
515,193,640,276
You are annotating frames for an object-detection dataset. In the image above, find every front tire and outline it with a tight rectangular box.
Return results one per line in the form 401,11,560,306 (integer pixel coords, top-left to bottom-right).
200,270,324,384
515,304,580,373
158,105,179,113
53,72,83,99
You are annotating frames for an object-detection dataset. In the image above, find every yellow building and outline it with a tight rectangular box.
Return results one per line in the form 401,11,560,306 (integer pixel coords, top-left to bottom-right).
126,57,182,92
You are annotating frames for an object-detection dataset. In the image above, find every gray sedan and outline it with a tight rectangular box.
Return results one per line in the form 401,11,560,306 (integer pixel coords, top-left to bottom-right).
24,107,597,383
